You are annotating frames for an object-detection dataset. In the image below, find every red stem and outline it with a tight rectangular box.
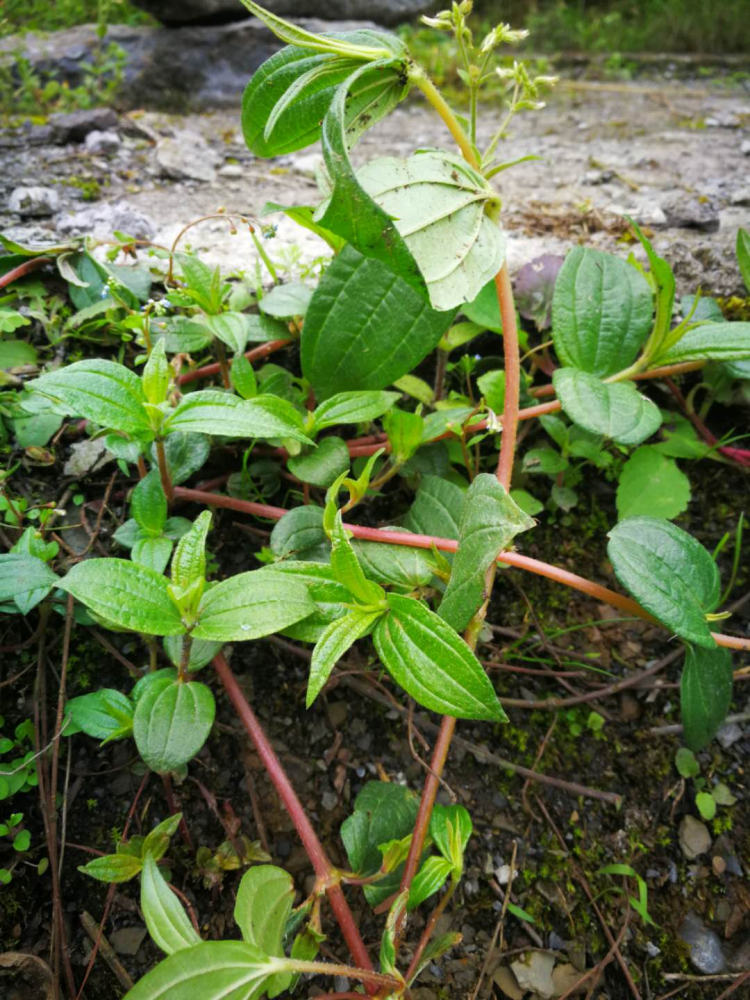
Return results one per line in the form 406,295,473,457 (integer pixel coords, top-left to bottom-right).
495,263,520,489
665,377,750,467
0,256,51,289
212,652,377,990
176,487,750,651
177,338,291,386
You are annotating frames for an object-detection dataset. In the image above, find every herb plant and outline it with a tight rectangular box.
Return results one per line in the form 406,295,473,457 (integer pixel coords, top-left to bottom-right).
0,2,749,997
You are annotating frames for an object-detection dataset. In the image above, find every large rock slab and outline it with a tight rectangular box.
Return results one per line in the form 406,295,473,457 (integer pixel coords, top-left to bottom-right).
129,0,433,27
0,18,381,110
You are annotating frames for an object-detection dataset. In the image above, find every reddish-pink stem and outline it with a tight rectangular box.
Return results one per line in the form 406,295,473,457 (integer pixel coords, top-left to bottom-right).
665,377,750,467
177,338,290,385
212,652,377,989
176,487,750,651
0,256,51,289
495,263,520,489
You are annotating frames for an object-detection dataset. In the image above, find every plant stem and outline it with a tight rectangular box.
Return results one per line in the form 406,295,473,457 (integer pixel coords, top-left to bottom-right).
177,338,291,386
405,879,458,984
282,959,399,992
154,438,174,507
494,264,520,489
433,346,449,402
212,652,378,990
214,340,232,389
175,487,750,652
409,65,479,168
0,255,51,290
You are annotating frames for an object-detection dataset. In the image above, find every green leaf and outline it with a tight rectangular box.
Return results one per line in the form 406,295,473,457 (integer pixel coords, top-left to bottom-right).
311,390,400,433
696,790,716,820
132,536,174,575
404,475,464,542
607,517,721,648
133,676,215,773
132,470,167,535
462,280,503,333
301,246,454,399
231,354,257,400
121,940,284,1000
171,511,211,601
258,282,312,320
288,437,349,487
203,313,252,355
60,559,185,636
408,856,453,911
430,804,472,871
353,532,436,590
374,594,508,721
193,569,316,641
270,506,329,561
384,407,424,464
237,1,400,59
141,853,201,955
29,359,149,434
552,247,653,377
553,368,662,446
234,865,294,998
142,815,183,861
616,446,690,521
737,227,750,293
0,553,58,613
628,218,676,359
65,689,134,742
476,369,505,412
263,201,345,253
353,150,505,311
0,308,31,334
510,489,544,517
675,746,700,779
681,645,734,751
315,62,422,293
164,391,312,444
653,323,750,365
150,432,210,486
79,853,143,884
152,317,213,354
341,781,419,875
269,560,352,641
307,607,383,706
164,635,222,673
330,512,385,605
0,339,38,368
407,932,461,986
143,341,170,406
438,473,534,632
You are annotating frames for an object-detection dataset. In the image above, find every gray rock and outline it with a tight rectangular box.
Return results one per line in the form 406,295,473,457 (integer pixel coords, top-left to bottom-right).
49,107,120,143
742,139,750,156
731,187,750,206
84,129,121,155
217,163,244,178
56,201,154,240
130,0,433,27
678,911,727,974
110,925,148,956
717,722,744,749
8,186,60,217
156,131,219,182
679,815,712,859
510,952,556,1000
661,193,720,233
63,438,115,477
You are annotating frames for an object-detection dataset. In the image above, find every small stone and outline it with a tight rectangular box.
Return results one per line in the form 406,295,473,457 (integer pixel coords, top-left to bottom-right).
646,941,661,957
218,164,243,178
621,692,641,721
678,911,727,974
741,139,750,156
63,438,114,477
8,186,60,217
731,188,750,207
510,952,556,1000
84,129,121,155
548,931,566,951
110,926,147,956
493,966,525,1000
660,193,720,233
717,722,743,749
679,815,712,859
56,201,154,240
713,856,727,876
494,864,517,885
321,790,338,811
552,963,587,994
327,701,347,729
49,107,119,143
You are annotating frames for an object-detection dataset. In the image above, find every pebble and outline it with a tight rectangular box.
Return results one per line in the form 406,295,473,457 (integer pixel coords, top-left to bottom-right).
742,139,750,156
218,164,244,178
156,130,219,182
511,952,556,1000
660,193,720,233
84,129,121,155
646,941,661,957
679,815,712,859
8,186,60,217
717,722,744,749
110,926,148,956
679,911,727,974
731,187,750,207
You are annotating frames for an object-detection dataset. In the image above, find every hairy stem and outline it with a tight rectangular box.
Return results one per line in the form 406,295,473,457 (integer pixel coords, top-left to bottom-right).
212,652,377,989
494,264,520,488
214,340,232,389
154,438,174,507
433,346,449,402
177,338,291,386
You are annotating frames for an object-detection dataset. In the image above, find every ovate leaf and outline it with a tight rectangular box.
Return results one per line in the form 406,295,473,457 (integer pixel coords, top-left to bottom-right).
133,676,215,773
341,781,419,876
607,517,721,648
203,313,251,355
354,150,505,312
288,437,349,487
652,323,750,365
307,607,383,706
553,368,662,446
301,246,454,399
132,536,174,575
60,559,184,636
681,645,734,752
79,853,143,884
131,469,167,535
310,390,400,433
164,391,312,444
141,853,201,955
403,475,464,542
29,359,149,434
408,856,453,911
234,865,294,998
193,569,315,641
171,511,212,595
616,446,690,520
0,554,58,612
65,689,134,743
353,532,435,590
270,505,329,561
438,473,534,632
121,941,284,1000
373,594,507,721
330,513,385,605
151,432,210,486
552,247,652,377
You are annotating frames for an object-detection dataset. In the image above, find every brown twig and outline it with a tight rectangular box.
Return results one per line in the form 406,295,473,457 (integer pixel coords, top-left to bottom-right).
80,911,134,992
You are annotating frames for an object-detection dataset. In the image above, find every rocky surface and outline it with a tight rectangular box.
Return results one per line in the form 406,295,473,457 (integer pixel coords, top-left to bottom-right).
2,82,748,297
129,0,434,26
